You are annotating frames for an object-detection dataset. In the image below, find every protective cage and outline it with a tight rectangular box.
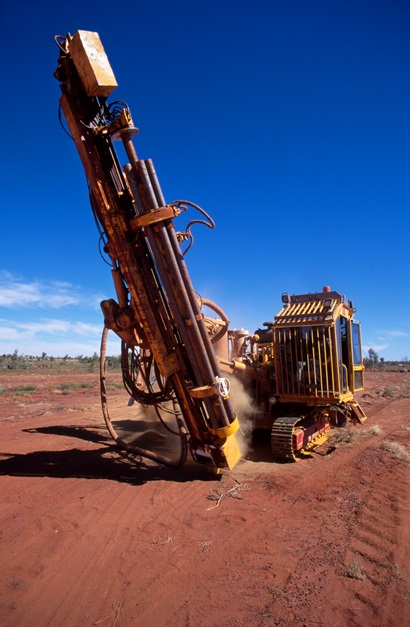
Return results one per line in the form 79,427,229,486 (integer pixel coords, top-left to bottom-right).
272,291,365,404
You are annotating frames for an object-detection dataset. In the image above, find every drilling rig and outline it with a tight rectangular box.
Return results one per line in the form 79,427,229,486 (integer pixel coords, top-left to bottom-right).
220,287,367,461
54,31,366,470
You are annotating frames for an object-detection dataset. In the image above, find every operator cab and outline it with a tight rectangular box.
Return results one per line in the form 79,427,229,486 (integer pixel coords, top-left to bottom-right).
272,286,364,404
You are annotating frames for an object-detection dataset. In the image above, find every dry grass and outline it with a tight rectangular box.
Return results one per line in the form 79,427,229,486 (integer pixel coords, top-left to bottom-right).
329,424,410,463
377,384,410,399
390,562,407,582
150,535,173,545
345,559,366,580
56,382,97,394
267,585,283,599
378,441,410,463
0,384,38,395
365,424,384,436
327,424,384,449
378,385,400,398
327,429,360,448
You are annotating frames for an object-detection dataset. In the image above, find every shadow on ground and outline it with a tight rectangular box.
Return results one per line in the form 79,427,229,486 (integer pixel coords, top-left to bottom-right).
0,424,219,485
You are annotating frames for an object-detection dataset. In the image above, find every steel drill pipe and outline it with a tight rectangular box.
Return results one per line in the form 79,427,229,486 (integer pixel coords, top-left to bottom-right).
120,126,232,429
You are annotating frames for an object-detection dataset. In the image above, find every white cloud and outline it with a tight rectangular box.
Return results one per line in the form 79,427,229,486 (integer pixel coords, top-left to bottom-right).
377,330,408,342
0,325,20,341
0,317,111,357
362,343,389,353
0,271,105,310
73,322,102,336
15,319,72,335
0,273,77,308
0,272,116,356
385,330,408,338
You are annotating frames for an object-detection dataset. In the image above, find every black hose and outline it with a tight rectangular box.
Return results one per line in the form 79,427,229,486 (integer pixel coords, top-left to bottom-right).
100,326,188,468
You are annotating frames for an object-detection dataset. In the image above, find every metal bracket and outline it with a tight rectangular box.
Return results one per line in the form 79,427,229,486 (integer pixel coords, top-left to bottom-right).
130,205,179,230
189,377,231,400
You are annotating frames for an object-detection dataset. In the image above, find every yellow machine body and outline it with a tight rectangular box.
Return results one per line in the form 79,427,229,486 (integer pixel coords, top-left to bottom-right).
224,287,367,460
272,289,365,404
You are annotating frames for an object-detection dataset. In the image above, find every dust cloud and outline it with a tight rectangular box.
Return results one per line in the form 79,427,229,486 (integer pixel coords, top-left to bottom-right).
228,375,255,456
107,376,256,461
109,398,184,460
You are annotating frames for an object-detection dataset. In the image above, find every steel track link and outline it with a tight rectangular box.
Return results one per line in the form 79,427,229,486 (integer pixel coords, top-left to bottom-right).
270,416,304,462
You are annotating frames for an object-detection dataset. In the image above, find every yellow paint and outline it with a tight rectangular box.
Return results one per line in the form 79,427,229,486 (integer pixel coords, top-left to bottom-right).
208,416,240,439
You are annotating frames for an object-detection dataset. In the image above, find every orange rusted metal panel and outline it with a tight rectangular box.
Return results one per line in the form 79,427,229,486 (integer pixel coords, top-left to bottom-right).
70,30,118,97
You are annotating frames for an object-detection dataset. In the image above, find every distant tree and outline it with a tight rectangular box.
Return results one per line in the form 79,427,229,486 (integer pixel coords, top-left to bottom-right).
1,349,27,371
367,348,379,369
106,355,121,369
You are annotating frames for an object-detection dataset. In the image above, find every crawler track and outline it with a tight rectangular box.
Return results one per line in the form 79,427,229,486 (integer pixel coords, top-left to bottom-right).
270,416,304,461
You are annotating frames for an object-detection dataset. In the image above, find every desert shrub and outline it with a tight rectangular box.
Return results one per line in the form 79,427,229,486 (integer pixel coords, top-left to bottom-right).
364,424,384,436
57,382,97,394
105,355,122,369
327,425,384,449
390,563,407,581
327,429,360,448
346,559,365,580
106,381,124,391
377,384,410,399
378,385,400,398
378,441,410,463
12,385,37,393
0,351,28,371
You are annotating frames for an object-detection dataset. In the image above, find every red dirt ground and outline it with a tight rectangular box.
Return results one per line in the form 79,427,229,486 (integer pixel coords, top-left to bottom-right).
0,369,409,627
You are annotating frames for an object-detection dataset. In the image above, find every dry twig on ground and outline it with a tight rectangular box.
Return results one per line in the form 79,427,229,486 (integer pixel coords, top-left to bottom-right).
93,601,123,627
206,481,246,510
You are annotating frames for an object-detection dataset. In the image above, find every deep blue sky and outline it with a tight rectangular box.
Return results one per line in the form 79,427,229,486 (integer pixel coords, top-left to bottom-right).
1,1,409,360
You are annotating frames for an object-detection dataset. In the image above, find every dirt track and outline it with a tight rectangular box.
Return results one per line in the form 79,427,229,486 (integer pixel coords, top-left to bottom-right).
0,369,409,626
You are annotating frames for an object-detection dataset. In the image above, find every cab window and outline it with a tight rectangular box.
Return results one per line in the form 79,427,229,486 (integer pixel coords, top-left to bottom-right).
352,321,362,366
